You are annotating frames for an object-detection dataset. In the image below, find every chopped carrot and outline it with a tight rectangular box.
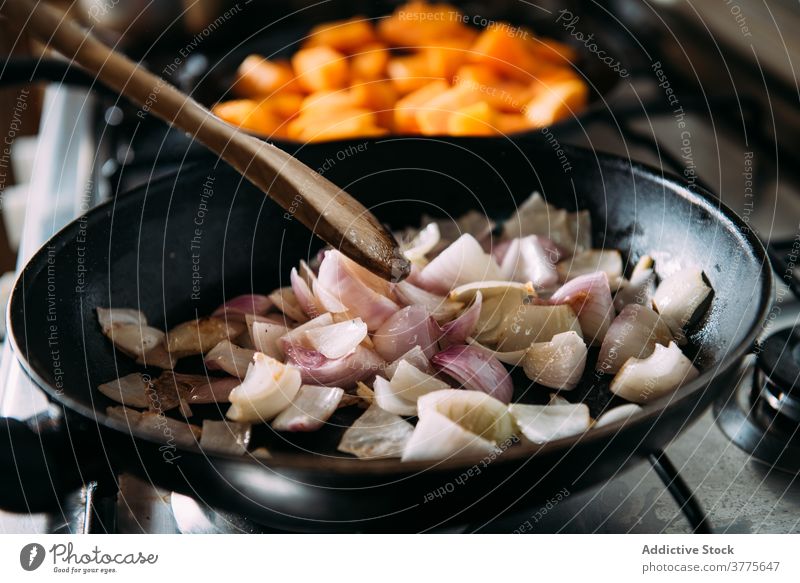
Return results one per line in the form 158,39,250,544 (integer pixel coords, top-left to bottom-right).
261,93,304,118
304,17,377,54
415,85,484,135
422,42,469,80
350,43,390,80
212,99,283,136
447,101,497,135
288,107,378,139
234,56,299,97
453,64,502,87
393,79,449,133
291,46,349,92
300,90,359,112
350,80,398,128
469,25,540,80
524,78,589,127
387,55,433,94
377,1,470,47
497,113,532,134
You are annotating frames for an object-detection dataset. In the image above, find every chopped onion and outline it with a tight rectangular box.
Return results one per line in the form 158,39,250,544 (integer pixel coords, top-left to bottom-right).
610,342,700,404
423,210,495,252
652,268,712,340
509,402,591,444
557,249,623,287
106,405,200,448
393,280,464,321
268,287,309,324
96,307,147,334
337,404,414,459
204,340,255,378
496,304,582,352
290,268,321,319
107,324,166,359
136,342,179,369
450,283,532,345
499,236,559,289
184,375,241,405
280,312,335,348
596,304,672,374
166,317,245,355
98,373,151,408
316,250,399,330
449,280,534,302
303,317,368,359
502,192,591,255
212,295,272,321
614,255,656,312
199,420,252,454
248,315,290,359
441,292,482,344
372,305,441,361
385,345,432,378
416,234,502,294
549,272,614,345
374,360,451,415
400,222,441,263
149,371,238,408
373,376,417,416
283,343,384,388
226,353,302,422
523,331,587,391
465,337,528,366
594,404,642,428
272,385,344,431
432,345,513,404
402,389,515,461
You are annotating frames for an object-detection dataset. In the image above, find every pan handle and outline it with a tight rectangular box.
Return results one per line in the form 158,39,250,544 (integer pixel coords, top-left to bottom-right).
0,411,84,512
648,449,712,533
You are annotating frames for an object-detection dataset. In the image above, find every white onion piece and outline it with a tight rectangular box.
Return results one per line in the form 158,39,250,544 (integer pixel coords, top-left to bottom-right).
96,307,147,334
280,312,335,348
338,404,414,459
496,304,582,352
401,222,441,263
611,342,700,403
502,192,590,255
393,280,464,322
212,295,272,321
372,305,441,361
402,389,515,461
614,255,656,312
416,234,502,294
316,250,399,330
204,340,255,378
499,236,559,289
98,373,151,408
432,345,513,404
463,285,532,345
596,304,672,374
441,292,482,344
465,337,528,366
107,324,166,358
249,316,290,359
226,353,302,422
523,331,587,391
268,287,309,324
385,345,432,378
106,406,200,448
557,249,623,288
284,343,384,388
509,403,591,444
136,342,179,369
594,404,642,428
272,385,344,431
290,267,321,319
424,211,495,253
199,420,252,455
549,272,613,346
303,318,368,359
652,268,712,340
390,360,451,401
166,317,245,355
373,375,417,416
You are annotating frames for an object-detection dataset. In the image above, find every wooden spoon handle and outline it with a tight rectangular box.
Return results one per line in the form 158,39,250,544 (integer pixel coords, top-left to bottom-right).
6,0,409,281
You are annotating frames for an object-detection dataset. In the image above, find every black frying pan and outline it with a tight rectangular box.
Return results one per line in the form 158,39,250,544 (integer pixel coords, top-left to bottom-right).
1,135,771,532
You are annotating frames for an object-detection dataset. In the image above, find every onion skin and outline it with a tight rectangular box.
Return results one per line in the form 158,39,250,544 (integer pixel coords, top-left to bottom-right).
284,343,384,388
610,342,700,404
549,272,613,346
199,420,252,455
98,373,151,408
372,305,441,362
596,304,672,374
523,331,587,391
338,404,414,459
432,345,513,404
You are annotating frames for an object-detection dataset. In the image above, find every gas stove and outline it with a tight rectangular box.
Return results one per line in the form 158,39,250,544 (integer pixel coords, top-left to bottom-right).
1,0,799,534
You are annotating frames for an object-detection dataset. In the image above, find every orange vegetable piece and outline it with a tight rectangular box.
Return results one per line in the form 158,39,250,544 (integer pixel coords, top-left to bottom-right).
378,1,470,47
447,101,498,136
292,46,349,92
288,108,378,138
497,113,532,134
524,78,589,127
387,54,434,94
304,17,377,54
423,42,469,80
212,99,283,136
262,92,304,119
350,43,390,80
393,79,449,133
350,81,398,128
301,90,359,112
234,56,299,97
469,24,540,81
453,64,502,87
415,85,484,135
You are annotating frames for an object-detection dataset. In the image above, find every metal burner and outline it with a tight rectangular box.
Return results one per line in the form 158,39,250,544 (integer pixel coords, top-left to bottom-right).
715,327,800,474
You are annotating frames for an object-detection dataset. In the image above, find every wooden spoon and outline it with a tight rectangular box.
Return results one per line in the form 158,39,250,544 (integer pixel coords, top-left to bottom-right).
6,0,410,281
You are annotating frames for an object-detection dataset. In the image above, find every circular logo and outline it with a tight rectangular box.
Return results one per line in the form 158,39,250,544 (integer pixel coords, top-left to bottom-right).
19,543,46,571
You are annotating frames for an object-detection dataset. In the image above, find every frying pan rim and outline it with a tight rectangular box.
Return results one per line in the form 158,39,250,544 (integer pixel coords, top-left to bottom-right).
7,143,772,475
